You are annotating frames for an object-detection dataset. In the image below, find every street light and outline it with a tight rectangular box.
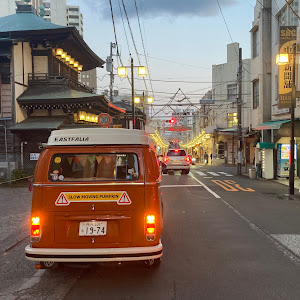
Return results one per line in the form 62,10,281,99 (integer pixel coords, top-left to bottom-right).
276,48,296,195
134,92,154,129
117,59,147,129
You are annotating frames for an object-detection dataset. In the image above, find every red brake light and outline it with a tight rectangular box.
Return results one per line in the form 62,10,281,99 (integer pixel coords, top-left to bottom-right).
31,217,40,237
175,149,179,152
163,157,169,163
146,215,156,237
185,156,191,163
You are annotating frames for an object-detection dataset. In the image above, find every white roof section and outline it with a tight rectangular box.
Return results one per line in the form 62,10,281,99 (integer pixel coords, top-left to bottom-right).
47,128,150,146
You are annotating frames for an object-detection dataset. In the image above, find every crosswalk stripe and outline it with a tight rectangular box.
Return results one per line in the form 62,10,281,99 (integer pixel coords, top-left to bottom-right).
196,171,206,176
218,172,233,176
195,171,233,177
207,172,220,176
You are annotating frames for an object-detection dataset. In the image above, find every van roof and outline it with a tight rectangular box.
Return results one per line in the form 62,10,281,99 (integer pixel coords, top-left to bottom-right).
47,128,150,146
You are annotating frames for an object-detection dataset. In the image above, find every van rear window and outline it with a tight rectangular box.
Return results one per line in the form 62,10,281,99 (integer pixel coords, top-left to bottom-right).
48,153,139,182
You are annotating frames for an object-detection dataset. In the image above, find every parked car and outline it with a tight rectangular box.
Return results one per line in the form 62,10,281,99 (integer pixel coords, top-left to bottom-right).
161,149,191,175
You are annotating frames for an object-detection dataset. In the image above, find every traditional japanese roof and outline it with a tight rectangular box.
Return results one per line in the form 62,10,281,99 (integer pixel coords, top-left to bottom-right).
17,83,125,115
0,5,104,70
47,128,149,146
9,116,67,131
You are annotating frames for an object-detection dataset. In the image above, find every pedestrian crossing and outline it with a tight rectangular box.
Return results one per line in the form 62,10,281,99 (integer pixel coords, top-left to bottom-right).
162,170,233,177
196,171,233,177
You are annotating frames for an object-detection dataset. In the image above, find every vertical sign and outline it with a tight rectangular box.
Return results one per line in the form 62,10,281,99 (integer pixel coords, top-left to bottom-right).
278,26,297,108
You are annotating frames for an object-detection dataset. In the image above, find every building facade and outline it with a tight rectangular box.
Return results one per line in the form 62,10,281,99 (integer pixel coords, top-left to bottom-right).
0,4,124,179
211,43,252,165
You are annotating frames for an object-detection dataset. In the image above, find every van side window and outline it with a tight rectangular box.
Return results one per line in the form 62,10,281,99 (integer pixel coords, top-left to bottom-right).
48,153,139,182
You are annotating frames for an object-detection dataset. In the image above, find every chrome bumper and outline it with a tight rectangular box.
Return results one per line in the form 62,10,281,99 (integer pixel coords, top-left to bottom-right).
25,243,163,262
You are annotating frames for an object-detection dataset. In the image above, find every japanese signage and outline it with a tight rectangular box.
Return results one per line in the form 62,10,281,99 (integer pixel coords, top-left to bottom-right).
30,153,40,161
278,26,297,108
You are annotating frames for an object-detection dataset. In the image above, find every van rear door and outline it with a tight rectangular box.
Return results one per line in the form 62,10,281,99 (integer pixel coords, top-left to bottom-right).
41,148,145,248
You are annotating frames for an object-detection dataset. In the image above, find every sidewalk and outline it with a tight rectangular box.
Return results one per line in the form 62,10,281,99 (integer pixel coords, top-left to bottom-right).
275,177,300,192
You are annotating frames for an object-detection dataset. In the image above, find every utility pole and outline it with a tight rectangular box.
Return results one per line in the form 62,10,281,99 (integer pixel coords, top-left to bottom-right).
237,47,243,175
131,57,135,129
109,42,116,103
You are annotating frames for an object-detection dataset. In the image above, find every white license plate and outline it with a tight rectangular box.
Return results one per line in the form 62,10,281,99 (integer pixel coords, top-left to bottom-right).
79,221,107,236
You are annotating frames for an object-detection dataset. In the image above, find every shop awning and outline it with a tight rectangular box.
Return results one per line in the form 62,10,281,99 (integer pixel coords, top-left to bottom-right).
9,116,67,131
255,120,290,130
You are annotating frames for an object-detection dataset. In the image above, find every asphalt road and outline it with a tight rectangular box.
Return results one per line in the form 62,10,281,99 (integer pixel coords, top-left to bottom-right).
2,165,300,299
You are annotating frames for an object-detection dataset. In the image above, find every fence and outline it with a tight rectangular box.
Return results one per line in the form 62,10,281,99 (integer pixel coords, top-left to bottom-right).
0,152,38,181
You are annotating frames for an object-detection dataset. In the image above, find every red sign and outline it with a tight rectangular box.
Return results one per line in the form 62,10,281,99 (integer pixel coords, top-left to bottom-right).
166,126,189,132
98,113,112,127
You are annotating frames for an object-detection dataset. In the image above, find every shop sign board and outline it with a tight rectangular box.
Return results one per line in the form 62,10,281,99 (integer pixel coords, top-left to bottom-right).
278,26,297,109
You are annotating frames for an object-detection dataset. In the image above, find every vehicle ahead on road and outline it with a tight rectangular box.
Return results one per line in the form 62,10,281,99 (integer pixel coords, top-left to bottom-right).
25,128,163,269
161,149,191,175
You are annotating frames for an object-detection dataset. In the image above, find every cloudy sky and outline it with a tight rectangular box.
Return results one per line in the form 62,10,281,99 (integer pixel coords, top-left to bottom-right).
67,0,256,114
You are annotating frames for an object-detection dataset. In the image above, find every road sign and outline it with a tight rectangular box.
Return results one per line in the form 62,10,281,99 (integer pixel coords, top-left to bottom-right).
98,113,112,127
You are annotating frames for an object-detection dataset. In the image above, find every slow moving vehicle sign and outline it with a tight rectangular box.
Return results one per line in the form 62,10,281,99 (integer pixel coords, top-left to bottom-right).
55,191,132,206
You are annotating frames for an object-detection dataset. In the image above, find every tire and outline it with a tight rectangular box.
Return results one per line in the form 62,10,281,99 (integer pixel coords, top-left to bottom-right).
181,170,189,175
162,169,167,174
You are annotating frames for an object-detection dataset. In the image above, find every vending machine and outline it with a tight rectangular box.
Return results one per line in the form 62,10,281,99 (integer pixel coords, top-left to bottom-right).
277,143,297,177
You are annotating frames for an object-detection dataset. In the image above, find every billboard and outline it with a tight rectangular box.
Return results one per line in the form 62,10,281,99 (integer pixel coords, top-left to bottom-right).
278,26,296,109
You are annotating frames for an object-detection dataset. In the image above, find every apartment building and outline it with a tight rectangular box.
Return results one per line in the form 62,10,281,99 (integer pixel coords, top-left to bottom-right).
211,43,252,164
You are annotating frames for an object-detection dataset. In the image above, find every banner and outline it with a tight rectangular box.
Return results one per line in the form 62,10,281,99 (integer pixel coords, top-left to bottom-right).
278,26,297,108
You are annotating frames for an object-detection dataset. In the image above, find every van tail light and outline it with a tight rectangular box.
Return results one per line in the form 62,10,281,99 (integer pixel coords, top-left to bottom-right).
163,157,169,163
31,216,41,243
185,156,191,163
146,215,156,241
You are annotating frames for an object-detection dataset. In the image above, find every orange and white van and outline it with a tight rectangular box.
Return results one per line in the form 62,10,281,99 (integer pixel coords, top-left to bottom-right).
25,128,163,268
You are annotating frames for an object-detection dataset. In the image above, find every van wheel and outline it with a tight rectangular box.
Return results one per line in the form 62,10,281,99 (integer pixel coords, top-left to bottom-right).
145,258,161,268
162,169,167,174
181,170,189,175
40,261,59,270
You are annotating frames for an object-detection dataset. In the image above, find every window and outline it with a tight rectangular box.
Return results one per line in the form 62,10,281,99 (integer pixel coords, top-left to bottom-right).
86,74,89,79
83,74,85,78
253,80,259,109
167,150,186,156
227,113,238,128
227,84,237,101
253,28,259,58
49,153,139,182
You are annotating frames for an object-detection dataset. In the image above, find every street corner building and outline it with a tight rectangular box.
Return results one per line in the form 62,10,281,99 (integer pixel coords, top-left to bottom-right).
0,4,126,178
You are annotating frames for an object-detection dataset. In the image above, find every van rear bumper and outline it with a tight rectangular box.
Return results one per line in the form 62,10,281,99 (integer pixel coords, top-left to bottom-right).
25,243,163,262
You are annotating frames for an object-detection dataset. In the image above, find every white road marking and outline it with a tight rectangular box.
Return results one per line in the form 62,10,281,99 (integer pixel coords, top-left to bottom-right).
189,173,221,198
218,172,233,176
196,171,206,176
18,269,46,291
207,172,220,176
160,184,202,188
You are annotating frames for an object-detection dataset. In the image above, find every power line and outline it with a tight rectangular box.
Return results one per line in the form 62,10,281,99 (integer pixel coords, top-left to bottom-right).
117,0,131,56
285,0,300,21
216,0,251,77
108,0,133,91
134,0,154,97
138,53,211,70
121,0,148,93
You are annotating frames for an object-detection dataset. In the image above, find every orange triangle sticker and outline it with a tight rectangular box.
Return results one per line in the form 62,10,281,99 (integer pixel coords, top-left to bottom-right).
117,193,131,205
55,193,70,206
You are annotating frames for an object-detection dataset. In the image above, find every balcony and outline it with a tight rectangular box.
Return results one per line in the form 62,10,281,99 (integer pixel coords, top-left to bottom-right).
28,73,94,93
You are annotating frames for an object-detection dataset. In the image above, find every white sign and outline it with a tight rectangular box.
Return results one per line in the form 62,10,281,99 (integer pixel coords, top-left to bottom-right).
30,153,40,161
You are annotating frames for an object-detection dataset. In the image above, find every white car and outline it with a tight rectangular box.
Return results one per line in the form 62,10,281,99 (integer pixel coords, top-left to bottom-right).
161,149,191,175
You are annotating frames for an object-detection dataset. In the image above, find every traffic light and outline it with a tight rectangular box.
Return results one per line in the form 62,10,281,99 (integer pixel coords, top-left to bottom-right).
170,118,175,124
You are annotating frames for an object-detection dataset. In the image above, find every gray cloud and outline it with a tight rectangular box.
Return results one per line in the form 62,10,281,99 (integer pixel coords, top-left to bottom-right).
80,0,238,19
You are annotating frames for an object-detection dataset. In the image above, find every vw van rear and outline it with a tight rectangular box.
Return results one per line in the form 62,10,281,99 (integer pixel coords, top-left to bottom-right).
25,128,163,268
